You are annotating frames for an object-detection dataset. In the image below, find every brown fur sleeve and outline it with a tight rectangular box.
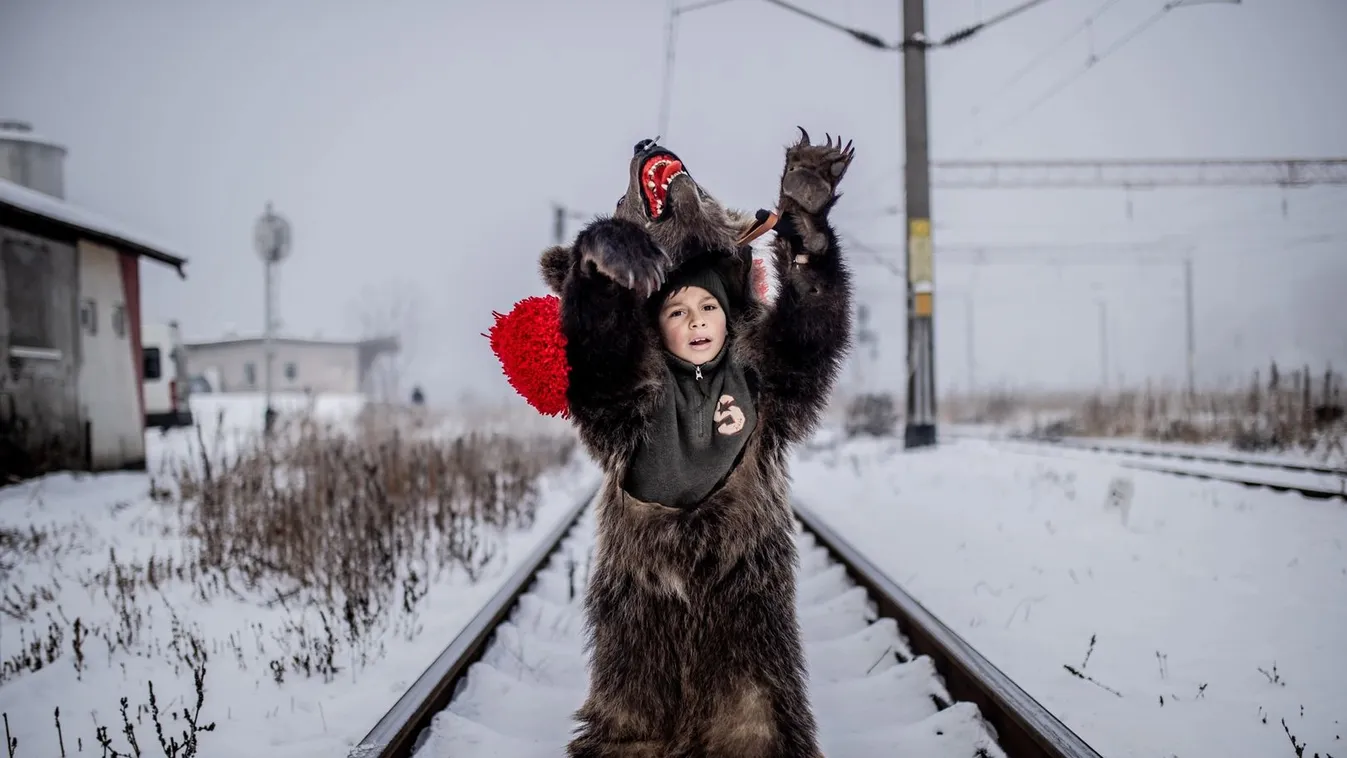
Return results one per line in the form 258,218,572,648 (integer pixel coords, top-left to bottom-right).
745,211,853,446
558,219,669,465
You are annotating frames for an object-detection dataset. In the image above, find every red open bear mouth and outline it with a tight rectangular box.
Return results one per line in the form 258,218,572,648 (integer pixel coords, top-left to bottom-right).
640,152,687,219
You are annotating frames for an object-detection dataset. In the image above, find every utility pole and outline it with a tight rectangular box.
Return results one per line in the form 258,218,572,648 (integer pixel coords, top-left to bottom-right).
1097,299,1109,390
1184,256,1196,399
853,302,878,393
552,202,590,246
667,0,1076,450
965,296,975,395
903,0,937,449
658,0,678,139
253,202,292,436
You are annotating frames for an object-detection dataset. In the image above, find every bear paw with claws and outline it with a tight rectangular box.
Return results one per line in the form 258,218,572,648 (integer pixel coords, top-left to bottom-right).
778,128,854,255
780,128,854,216
576,218,671,298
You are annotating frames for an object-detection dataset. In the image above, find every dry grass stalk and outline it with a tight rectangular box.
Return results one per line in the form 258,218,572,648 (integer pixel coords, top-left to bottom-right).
0,405,577,755
941,362,1345,461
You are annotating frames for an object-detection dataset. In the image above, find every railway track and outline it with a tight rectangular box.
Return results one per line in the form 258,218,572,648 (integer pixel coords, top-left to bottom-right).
1018,435,1345,477
972,436,1347,503
348,488,1102,758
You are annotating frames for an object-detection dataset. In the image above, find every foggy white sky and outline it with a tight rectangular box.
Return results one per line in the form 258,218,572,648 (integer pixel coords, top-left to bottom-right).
2,0,1344,404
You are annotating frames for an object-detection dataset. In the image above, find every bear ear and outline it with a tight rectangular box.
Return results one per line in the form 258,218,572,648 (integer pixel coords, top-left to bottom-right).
539,245,572,295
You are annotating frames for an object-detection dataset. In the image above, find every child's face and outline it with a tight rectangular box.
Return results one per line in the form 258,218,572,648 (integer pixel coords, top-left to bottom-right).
658,285,726,364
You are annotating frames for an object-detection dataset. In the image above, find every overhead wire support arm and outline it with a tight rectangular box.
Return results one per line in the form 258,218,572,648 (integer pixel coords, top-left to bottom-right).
761,0,1066,51
926,158,1347,188
937,0,1059,46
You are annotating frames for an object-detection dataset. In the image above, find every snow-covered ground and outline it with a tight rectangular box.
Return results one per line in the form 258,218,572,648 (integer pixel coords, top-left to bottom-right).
792,433,1347,758
0,394,599,758
5,392,1342,758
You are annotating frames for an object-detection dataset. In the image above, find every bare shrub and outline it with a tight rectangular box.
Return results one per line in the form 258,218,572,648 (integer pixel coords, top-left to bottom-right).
943,361,1346,462
0,402,577,755
164,407,577,671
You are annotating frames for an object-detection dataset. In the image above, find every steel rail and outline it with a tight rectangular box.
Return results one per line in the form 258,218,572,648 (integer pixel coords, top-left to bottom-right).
347,485,598,758
793,500,1103,758
985,436,1346,502
1025,436,1345,477
1116,460,1346,502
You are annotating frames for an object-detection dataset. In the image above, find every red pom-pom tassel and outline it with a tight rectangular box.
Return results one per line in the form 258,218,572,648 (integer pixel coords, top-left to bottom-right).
485,295,571,417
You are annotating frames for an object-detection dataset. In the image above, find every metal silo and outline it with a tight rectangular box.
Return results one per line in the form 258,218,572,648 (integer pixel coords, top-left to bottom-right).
0,120,67,198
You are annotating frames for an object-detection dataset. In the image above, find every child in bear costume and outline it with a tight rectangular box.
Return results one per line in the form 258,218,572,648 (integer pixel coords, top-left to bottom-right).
494,131,854,757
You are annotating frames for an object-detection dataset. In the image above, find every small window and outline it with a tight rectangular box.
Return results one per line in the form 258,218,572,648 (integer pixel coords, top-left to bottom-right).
111,303,127,338
143,346,162,380
284,362,297,381
244,362,257,387
80,298,98,335
3,237,55,349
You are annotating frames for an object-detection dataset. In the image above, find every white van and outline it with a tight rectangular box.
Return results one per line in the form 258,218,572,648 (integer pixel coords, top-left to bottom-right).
141,321,193,429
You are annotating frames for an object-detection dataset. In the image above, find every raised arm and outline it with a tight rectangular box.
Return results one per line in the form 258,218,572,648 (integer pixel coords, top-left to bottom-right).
557,216,672,464
745,130,856,446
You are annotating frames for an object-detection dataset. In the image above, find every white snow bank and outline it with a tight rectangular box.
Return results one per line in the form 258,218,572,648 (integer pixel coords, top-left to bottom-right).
792,434,1347,758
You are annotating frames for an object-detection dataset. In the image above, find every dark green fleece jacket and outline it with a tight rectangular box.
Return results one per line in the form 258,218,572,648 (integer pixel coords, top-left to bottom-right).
620,257,758,509
622,341,758,508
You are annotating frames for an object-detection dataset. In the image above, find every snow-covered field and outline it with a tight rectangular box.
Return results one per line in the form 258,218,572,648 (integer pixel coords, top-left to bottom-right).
793,434,1347,758
4,391,1342,758
0,394,598,758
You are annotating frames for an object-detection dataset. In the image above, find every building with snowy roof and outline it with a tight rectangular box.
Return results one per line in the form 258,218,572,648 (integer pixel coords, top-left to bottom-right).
1,120,188,480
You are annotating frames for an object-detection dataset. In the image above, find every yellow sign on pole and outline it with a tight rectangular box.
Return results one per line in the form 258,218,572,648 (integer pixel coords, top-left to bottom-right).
908,218,933,287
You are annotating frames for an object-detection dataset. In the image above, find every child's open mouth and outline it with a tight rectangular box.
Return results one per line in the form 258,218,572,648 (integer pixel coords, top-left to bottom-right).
688,336,713,349
640,152,687,219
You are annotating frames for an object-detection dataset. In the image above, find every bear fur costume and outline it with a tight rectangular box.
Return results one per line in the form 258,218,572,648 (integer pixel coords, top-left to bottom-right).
538,130,855,758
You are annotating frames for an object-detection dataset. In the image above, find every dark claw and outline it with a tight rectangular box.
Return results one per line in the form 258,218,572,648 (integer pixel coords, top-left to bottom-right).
796,126,810,146
825,132,832,147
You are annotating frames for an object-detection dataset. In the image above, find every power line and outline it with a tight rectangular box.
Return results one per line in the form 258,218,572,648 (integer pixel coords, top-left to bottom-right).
961,0,1189,153
939,0,1069,46
962,0,1128,126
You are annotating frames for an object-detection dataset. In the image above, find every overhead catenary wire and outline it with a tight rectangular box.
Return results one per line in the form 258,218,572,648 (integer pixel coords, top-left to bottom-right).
938,0,1070,46
961,0,1129,127
964,0,1190,153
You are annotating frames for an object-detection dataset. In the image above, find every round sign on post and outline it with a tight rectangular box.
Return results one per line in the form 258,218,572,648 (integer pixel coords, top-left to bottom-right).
254,201,291,436
254,202,292,263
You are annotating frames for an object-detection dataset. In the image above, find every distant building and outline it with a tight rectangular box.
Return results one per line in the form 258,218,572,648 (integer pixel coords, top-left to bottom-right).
184,335,399,396
1,120,188,479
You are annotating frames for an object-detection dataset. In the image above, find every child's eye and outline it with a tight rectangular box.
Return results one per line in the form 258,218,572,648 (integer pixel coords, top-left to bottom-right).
702,303,717,311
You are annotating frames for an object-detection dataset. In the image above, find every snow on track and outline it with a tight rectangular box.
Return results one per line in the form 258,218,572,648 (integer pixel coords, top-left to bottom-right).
989,438,1346,500
407,508,1006,758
